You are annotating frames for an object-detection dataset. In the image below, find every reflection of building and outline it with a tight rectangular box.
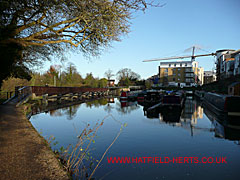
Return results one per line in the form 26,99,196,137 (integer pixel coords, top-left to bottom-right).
192,105,203,122
204,71,216,84
107,98,115,103
203,103,240,143
158,61,204,86
157,98,204,136
197,106,203,119
107,79,115,87
180,98,202,125
157,98,203,125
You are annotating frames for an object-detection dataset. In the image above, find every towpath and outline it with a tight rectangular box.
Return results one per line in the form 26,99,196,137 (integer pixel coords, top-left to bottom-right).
0,102,69,180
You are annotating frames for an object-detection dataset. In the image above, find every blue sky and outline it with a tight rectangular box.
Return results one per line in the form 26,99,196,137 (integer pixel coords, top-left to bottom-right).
45,0,240,80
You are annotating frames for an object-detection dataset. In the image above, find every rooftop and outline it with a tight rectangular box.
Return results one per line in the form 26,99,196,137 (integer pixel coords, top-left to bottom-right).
216,49,235,53
204,71,215,76
160,61,193,64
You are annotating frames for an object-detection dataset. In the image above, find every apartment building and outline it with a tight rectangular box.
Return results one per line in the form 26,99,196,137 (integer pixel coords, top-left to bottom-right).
198,67,204,85
158,61,204,87
215,49,240,80
204,71,216,84
233,50,240,76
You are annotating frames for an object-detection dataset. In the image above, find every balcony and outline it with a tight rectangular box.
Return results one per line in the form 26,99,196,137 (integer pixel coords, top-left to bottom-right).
185,78,194,83
185,68,193,73
185,73,194,77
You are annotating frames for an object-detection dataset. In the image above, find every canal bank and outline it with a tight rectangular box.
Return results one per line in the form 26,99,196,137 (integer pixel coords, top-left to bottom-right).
0,103,69,180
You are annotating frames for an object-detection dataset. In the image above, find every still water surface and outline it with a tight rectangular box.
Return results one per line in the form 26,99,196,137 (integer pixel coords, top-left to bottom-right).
30,98,240,180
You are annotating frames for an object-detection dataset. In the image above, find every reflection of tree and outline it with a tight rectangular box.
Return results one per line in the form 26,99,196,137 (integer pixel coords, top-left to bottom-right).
85,99,108,108
104,103,114,113
49,109,63,117
115,101,140,115
62,104,81,120
47,99,109,119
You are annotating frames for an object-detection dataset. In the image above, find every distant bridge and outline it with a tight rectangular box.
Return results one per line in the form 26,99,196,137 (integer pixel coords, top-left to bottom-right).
30,86,108,96
4,86,116,106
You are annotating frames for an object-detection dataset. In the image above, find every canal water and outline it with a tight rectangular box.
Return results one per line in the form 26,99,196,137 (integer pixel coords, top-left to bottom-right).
30,97,240,180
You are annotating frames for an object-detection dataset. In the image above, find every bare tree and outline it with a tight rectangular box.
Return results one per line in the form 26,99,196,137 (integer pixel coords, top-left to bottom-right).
104,69,114,80
116,68,140,81
0,0,160,86
116,68,141,86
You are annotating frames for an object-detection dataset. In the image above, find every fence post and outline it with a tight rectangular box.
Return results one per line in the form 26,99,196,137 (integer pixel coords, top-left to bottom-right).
15,86,19,97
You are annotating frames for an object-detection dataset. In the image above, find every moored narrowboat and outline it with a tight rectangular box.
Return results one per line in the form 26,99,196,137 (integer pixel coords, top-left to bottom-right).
120,91,128,100
194,90,205,100
162,91,185,109
203,92,240,116
120,90,141,101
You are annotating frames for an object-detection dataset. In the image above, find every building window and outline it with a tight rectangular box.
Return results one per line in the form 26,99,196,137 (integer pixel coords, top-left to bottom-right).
178,73,181,76
186,78,193,82
174,64,176,67
169,64,171,67
185,63,187,67
164,69,168,76
185,68,193,72
173,78,175,81
178,68,181,71
180,63,182,67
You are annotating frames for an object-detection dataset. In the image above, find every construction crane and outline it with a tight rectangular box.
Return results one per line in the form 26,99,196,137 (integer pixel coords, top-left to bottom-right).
143,46,216,62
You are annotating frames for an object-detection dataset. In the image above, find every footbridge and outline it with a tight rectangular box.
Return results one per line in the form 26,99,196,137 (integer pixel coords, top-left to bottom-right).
4,86,117,106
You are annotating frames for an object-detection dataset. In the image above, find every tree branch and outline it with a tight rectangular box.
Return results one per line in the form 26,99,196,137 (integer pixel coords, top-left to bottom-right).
15,12,46,35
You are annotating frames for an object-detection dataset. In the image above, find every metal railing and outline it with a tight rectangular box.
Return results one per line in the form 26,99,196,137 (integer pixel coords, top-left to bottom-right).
0,91,15,103
0,91,14,99
15,86,32,102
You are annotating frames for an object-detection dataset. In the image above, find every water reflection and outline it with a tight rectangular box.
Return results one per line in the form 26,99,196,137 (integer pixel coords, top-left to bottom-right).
48,104,81,120
140,97,240,143
115,101,140,115
30,97,240,179
141,97,207,135
33,98,140,118
104,98,115,113
142,97,202,122
203,103,240,144
33,97,240,144
180,97,203,123
85,98,108,108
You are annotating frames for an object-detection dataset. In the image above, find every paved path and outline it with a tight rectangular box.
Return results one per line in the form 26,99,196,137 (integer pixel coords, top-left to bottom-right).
0,103,69,180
